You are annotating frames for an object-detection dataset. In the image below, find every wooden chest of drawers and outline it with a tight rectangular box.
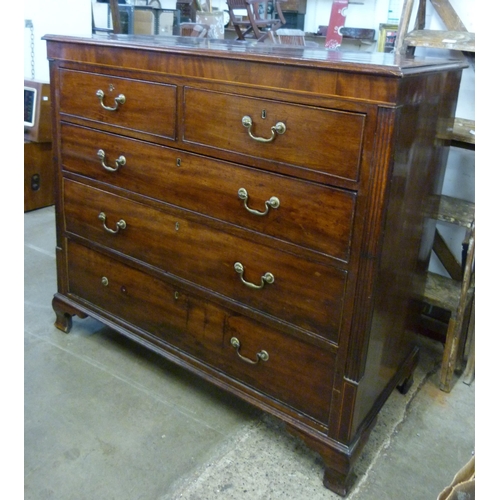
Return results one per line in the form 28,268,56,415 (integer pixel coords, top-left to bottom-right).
45,34,464,495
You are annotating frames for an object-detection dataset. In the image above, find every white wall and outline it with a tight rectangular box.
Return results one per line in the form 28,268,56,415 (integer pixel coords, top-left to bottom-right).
24,0,91,82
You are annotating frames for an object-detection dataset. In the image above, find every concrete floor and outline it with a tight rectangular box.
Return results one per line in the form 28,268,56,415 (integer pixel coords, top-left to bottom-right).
25,205,474,499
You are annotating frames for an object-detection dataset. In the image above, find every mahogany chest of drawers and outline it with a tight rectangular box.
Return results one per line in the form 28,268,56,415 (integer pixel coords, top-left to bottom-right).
45,34,464,495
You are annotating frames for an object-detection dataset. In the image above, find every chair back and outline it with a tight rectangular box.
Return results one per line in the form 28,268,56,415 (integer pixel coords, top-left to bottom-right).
226,0,249,9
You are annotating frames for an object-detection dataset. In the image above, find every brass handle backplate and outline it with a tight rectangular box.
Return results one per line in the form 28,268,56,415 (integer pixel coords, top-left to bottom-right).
234,262,274,290
98,212,127,234
96,89,126,111
230,337,269,364
97,149,126,172
241,115,286,143
238,188,279,216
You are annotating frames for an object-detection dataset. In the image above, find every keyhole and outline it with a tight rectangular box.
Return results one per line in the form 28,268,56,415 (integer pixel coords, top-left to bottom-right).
261,109,267,119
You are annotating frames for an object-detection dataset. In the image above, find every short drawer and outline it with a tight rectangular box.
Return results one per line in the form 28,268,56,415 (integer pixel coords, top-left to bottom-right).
183,87,365,182
66,240,224,361
64,180,347,343
59,69,176,139
221,313,336,425
61,123,356,261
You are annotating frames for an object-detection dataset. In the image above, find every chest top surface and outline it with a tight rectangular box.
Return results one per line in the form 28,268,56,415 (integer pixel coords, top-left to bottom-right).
44,34,466,77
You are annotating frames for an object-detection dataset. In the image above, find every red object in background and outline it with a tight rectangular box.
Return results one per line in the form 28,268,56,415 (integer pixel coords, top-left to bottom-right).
325,0,348,49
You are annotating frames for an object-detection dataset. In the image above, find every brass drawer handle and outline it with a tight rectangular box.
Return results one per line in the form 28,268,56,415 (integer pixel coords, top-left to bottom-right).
97,149,126,172
241,115,286,143
230,337,269,364
234,262,274,289
238,188,279,216
98,212,127,234
96,89,126,111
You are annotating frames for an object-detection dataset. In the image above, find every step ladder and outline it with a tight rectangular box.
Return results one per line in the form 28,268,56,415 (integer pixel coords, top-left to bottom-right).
395,0,475,392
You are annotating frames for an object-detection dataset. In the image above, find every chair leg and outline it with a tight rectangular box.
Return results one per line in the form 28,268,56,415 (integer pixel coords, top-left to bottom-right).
233,24,245,40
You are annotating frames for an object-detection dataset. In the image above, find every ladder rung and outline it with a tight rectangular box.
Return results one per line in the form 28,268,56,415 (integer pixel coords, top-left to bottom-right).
450,118,475,145
414,272,474,313
405,29,475,52
417,271,462,311
426,195,475,228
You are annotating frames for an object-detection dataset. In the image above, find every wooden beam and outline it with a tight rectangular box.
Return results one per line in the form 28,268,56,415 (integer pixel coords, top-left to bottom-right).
433,229,462,281
109,0,121,35
395,0,415,54
430,0,467,32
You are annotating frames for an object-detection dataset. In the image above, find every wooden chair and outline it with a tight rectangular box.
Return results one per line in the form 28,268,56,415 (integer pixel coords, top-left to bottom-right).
226,0,286,42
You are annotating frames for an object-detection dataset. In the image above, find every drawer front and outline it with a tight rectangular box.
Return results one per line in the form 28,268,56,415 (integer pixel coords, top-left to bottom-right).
64,180,347,342
66,241,334,425
59,69,177,139
183,87,365,182
221,313,335,425
61,123,356,261
66,240,224,361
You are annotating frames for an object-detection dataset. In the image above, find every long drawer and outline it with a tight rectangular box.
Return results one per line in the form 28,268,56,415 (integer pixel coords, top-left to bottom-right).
183,87,366,182
59,69,177,139
67,241,336,425
63,179,347,343
61,123,356,262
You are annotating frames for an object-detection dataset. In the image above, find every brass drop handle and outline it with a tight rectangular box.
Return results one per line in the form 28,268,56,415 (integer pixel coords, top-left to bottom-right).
234,262,274,290
241,115,286,143
238,188,279,216
98,212,127,234
96,89,126,111
97,149,126,172
230,337,269,364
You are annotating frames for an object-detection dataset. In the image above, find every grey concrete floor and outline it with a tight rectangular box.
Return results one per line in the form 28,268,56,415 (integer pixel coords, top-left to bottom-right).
25,205,474,499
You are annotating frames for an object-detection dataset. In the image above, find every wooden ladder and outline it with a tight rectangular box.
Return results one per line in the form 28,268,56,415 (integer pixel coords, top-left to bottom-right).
395,0,475,392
